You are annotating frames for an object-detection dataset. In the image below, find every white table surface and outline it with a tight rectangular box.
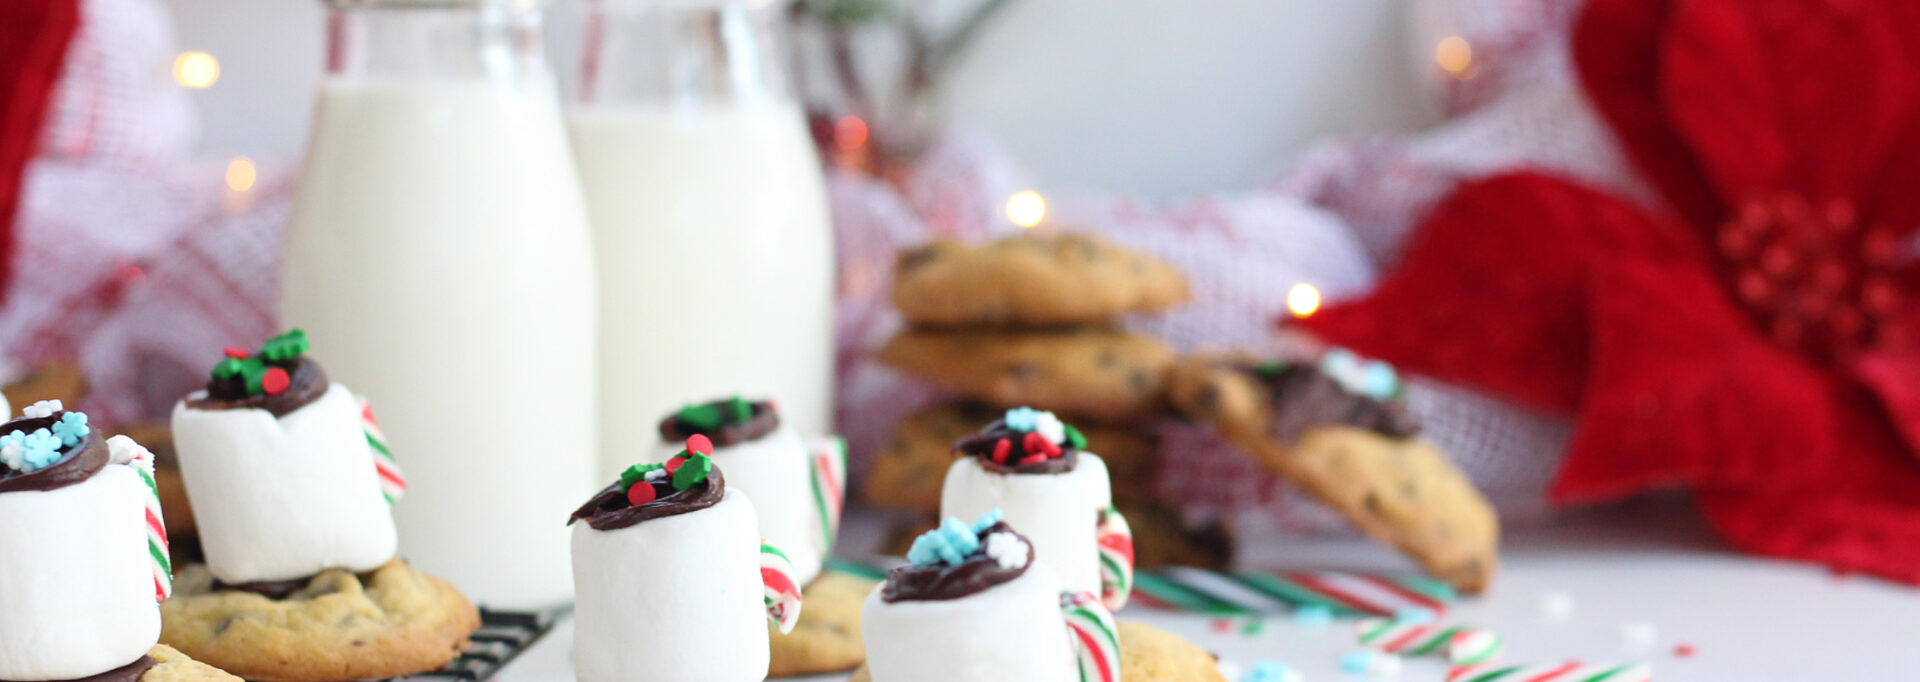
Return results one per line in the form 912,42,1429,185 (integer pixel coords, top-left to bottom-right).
499,501,1920,681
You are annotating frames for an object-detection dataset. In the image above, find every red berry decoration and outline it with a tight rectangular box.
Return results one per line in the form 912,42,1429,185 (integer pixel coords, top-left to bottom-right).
223,346,251,359
664,456,687,475
261,367,292,396
991,438,1012,464
627,483,658,506
686,433,714,456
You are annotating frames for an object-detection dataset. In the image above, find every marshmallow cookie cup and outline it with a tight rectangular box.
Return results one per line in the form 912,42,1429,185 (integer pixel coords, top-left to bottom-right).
0,402,237,682
649,396,845,587
161,330,479,682
940,407,1135,610
859,512,1121,682
571,436,807,682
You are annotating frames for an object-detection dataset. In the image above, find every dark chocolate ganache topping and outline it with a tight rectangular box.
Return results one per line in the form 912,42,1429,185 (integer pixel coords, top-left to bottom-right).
569,466,726,531
658,397,779,447
210,576,315,600
0,413,108,494
1,655,159,682
1245,362,1420,444
953,418,1080,475
882,522,1033,602
187,355,330,418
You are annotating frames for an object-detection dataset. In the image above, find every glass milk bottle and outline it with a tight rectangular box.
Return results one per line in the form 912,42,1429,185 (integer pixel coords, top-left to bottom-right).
280,0,596,609
561,0,835,481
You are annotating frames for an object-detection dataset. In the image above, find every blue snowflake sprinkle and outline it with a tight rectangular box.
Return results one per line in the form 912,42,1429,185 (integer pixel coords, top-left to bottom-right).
1290,604,1333,628
19,429,63,471
51,411,89,447
1003,407,1041,432
906,516,985,567
971,508,1004,533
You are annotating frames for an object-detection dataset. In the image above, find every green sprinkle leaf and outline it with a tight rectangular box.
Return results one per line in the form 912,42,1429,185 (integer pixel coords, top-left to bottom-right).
1064,424,1087,450
672,453,713,491
212,357,246,381
678,404,723,430
620,463,662,487
238,358,269,394
728,395,752,423
260,329,310,362
1253,360,1288,378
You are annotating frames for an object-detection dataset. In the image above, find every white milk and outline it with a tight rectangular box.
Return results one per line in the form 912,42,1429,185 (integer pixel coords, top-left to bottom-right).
281,75,597,609
569,104,834,482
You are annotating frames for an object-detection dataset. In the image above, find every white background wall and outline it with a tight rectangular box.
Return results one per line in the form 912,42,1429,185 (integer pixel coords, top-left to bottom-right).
164,0,1431,198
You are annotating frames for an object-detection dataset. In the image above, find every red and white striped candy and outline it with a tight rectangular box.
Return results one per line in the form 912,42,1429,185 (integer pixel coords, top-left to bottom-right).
1096,506,1134,611
1060,590,1121,682
761,539,804,634
808,436,846,557
128,448,171,601
359,397,406,504
1447,662,1650,682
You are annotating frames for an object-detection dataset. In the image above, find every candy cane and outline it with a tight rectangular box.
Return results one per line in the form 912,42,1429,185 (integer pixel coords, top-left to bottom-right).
760,539,804,634
1096,506,1134,611
1447,662,1650,682
808,436,847,557
359,397,406,504
127,447,171,601
1060,590,1121,682
1356,618,1501,664
1140,567,1455,617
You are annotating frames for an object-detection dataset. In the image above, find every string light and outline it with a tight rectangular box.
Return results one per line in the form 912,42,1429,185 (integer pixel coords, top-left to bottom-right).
834,115,869,152
1006,191,1047,228
225,157,257,192
1287,283,1321,318
1435,36,1474,79
173,52,220,89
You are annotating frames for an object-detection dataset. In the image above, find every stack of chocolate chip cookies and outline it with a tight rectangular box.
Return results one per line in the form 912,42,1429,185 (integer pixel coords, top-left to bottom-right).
867,231,1231,568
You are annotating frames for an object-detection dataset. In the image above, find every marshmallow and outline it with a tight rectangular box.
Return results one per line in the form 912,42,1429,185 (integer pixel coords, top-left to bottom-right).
0,466,160,680
572,489,768,682
941,454,1113,596
861,561,1080,682
171,382,398,583
650,424,823,585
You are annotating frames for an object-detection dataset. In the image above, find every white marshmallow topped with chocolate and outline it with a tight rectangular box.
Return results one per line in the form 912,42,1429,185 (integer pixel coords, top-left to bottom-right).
648,396,839,586
571,440,804,682
0,404,171,681
861,513,1120,682
940,408,1134,609
170,330,402,584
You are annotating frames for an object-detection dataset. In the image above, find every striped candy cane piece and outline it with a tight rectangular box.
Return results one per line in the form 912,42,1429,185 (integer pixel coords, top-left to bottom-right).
1095,506,1133,611
760,539,804,634
1355,618,1501,664
1447,662,1650,682
358,397,406,504
1138,567,1454,617
808,436,847,557
111,437,171,601
1060,590,1121,682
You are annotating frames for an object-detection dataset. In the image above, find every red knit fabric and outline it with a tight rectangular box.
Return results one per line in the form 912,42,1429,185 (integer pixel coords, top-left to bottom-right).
1299,0,1920,584
0,0,80,306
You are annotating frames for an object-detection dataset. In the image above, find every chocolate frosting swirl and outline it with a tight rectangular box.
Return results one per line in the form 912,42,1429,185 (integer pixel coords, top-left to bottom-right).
1246,363,1420,443
569,466,726,531
2,655,159,682
0,413,108,494
657,398,780,447
186,356,330,417
881,522,1032,602
210,576,315,600
953,420,1079,474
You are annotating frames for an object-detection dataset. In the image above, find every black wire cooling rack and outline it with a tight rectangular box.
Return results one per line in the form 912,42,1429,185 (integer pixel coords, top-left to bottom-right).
393,608,564,681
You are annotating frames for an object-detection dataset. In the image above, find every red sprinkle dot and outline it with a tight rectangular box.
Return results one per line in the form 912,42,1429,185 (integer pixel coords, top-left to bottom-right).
627,483,657,506
223,346,251,359
1018,454,1048,466
664,456,687,475
1674,643,1696,658
1211,618,1232,634
991,438,1012,464
686,433,714,456
261,367,291,395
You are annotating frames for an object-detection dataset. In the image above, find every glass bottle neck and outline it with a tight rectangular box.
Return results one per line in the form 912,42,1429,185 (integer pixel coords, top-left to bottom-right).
324,2,555,83
562,1,796,108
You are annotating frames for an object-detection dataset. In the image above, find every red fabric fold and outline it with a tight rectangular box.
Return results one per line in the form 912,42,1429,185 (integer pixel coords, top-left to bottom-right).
0,0,79,306
1574,0,1720,228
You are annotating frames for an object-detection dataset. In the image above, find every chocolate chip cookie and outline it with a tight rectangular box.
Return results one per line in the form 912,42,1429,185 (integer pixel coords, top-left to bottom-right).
846,621,1224,682
893,232,1189,326
143,645,242,682
863,403,1162,511
768,571,878,677
1166,355,1499,593
158,560,480,682
877,329,1174,422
